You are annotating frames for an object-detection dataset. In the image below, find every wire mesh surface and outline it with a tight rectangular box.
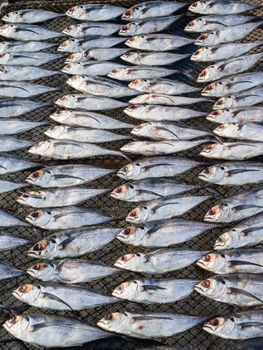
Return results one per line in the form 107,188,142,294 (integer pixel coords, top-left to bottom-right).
0,0,262,349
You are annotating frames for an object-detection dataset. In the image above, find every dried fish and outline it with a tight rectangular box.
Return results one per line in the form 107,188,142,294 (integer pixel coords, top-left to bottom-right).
0,155,40,175
129,94,210,105
214,123,263,142
66,48,130,63
0,99,49,117
189,0,259,14
108,66,176,81
0,209,28,227
213,87,263,109
0,65,58,81
66,4,125,21
0,262,24,280
121,51,189,66
58,37,125,52
0,136,33,152
0,180,26,194
207,107,263,124
0,81,57,98
0,40,55,52
0,52,63,66
62,61,127,76
63,22,121,37
0,119,47,135
0,232,28,251
3,9,62,23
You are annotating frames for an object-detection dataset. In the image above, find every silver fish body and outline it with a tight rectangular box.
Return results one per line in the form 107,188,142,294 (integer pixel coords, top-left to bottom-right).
207,107,263,124
26,164,113,188
0,99,48,117
63,22,121,37
0,180,26,193
0,65,58,81
108,66,176,81
0,136,33,151
0,262,24,280
26,206,111,230
66,4,125,21
27,259,118,283
189,1,258,15
0,232,28,251
58,37,125,52
214,123,263,142
0,119,47,135
0,155,39,175
0,209,28,227
129,79,199,95
121,51,189,66
0,81,57,98
66,48,130,63
129,94,210,106
0,40,55,53
62,61,127,76
3,9,62,23
0,52,63,66
213,87,263,109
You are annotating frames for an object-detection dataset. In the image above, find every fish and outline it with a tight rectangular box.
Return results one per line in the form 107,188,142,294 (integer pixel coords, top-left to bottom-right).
0,119,47,135
124,104,206,122
55,94,127,110
0,52,63,66
115,249,207,274
111,179,197,202
0,23,64,41
0,99,49,117
45,125,130,143
66,4,126,21
0,40,55,53
0,262,24,280
117,219,215,247
13,283,117,311
191,41,263,62
121,139,210,156
0,180,26,193
122,2,186,20
0,155,40,175
229,339,263,350
62,61,127,76
3,9,62,23
17,187,108,208
27,259,118,283
0,65,58,81
213,87,263,109
4,314,111,348
58,37,125,52
195,22,262,46
119,16,180,36
63,22,121,37
112,278,197,304
214,123,263,142
26,206,112,230
185,14,258,32
197,249,263,274
129,78,199,95
0,136,33,152
214,213,263,249
189,1,260,15
26,164,113,188
131,122,210,140
0,232,28,251
0,209,29,227
203,310,263,339
28,227,118,259
200,141,263,160
108,66,176,81
126,195,209,223
199,162,263,186
0,81,58,98
117,156,203,180
50,110,133,129
129,94,210,106
207,107,263,124
66,48,130,63
29,140,129,160
204,188,263,223
125,34,195,51
121,51,189,66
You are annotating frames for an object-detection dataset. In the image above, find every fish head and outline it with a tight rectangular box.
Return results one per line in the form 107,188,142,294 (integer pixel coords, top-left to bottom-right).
195,277,226,299
195,32,215,46
117,225,146,244
27,262,57,281
111,183,137,201
203,316,236,338
17,190,45,207
28,140,51,156
126,204,149,223
98,312,131,332
121,6,139,20
197,252,226,273
201,82,219,96
214,229,239,250
61,63,74,74
125,35,143,48
114,252,145,270
66,6,81,17
0,24,15,37
66,75,80,88
28,238,55,259
26,169,51,187
129,78,149,91
185,18,203,32
3,314,27,336
200,143,224,159
13,283,41,304
204,203,231,222
191,47,209,61
117,161,142,180
121,51,138,63
58,39,77,52
49,110,71,123
62,24,76,36
0,52,9,64
55,95,74,108
197,66,217,83
214,123,237,138
2,11,21,23
66,52,82,63
207,109,233,123
131,122,152,137
45,125,66,139
189,1,207,14
124,104,143,118
107,67,123,79
198,165,226,184
112,280,138,299
26,209,51,228
119,22,137,36
214,96,234,110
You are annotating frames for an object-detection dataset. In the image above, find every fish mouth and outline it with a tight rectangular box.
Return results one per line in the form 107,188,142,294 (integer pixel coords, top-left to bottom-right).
204,207,221,222
197,69,208,82
206,110,220,121
126,208,141,223
213,98,226,110
195,33,208,44
66,6,76,15
117,226,136,241
198,169,209,181
121,8,133,20
184,20,195,32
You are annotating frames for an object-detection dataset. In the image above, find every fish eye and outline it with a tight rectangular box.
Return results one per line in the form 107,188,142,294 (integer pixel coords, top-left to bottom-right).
203,255,211,262
220,166,225,170
31,211,40,218
230,317,235,322
50,238,56,244
142,206,148,210
192,2,198,7
135,253,141,257
209,318,219,326
124,227,132,235
104,313,113,321
128,184,134,189
201,279,210,288
220,253,225,258
135,163,140,166
33,264,40,271
115,186,123,193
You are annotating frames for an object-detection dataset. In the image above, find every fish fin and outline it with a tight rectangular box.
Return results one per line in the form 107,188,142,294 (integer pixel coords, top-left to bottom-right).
133,315,174,322
240,322,263,330
226,80,253,89
143,163,175,172
155,126,180,140
57,235,74,250
137,189,164,198
42,292,74,310
54,174,85,181
243,226,263,236
147,222,168,234
227,168,261,176
230,260,263,268
142,284,167,291
218,58,244,72
228,287,263,304
234,204,263,211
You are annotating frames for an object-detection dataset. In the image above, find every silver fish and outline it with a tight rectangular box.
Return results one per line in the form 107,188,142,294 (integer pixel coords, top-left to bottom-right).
129,94,210,106
0,136,33,151
0,65,58,81
195,22,262,46
191,41,263,62
67,76,137,97
117,219,215,247
45,125,130,143
18,187,108,208
214,123,263,142
119,16,180,36
185,14,257,32
198,250,263,275
203,311,263,339
3,9,62,23
204,188,263,223
66,48,130,63
199,162,263,186
132,122,210,140
4,314,111,348
124,104,206,122
28,227,118,259
112,278,197,304
213,87,263,109
0,180,26,193
207,107,263,124
0,209,28,227
121,51,189,66
0,23,63,41
121,139,209,156
55,94,127,110
14,283,117,311
0,155,40,175
0,99,48,117
189,1,259,15
58,37,125,52
129,78,199,95
195,274,263,307
0,40,55,53
0,119,47,135
26,206,111,230
29,140,129,160
66,4,125,21
122,2,186,20
125,34,194,51
0,52,63,66
197,53,263,83
111,179,196,202
62,61,127,76
126,195,209,223
63,22,121,37
0,81,57,98
27,259,118,283
50,110,133,129
26,164,113,188
0,232,28,251
214,213,263,250
108,66,176,81
0,262,24,280
117,156,203,180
